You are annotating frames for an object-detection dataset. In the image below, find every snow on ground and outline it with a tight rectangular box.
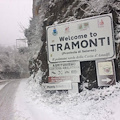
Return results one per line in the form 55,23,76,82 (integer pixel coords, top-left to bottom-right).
13,76,120,120
13,79,68,120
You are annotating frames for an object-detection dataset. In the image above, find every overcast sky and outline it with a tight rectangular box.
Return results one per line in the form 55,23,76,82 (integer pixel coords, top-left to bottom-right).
0,0,33,46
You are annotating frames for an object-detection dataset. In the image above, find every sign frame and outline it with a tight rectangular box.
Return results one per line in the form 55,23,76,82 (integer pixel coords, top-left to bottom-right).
46,13,115,63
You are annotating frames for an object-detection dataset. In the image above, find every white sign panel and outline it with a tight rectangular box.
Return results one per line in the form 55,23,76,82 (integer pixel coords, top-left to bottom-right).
48,76,80,83
96,60,116,86
68,83,79,94
42,81,72,90
49,61,81,76
98,61,113,75
47,14,115,63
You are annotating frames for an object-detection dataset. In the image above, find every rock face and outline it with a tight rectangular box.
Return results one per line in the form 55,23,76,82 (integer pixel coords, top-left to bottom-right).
25,0,120,89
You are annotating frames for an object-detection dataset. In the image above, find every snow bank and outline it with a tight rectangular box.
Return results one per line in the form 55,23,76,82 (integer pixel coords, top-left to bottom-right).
0,82,8,91
13,78,70,120
15,71,120,120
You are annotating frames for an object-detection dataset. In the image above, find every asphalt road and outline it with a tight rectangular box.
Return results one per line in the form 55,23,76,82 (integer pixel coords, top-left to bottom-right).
0,80,20,120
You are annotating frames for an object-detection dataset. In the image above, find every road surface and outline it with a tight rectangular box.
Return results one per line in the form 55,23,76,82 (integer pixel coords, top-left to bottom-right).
0,80,20,120
0,79,65,120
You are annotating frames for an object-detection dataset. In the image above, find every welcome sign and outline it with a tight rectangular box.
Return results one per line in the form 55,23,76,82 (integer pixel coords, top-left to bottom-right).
46,14,115,63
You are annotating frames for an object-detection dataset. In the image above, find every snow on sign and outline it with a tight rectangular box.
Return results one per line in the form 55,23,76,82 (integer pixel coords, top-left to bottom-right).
46,13,115,63
49,61,81,76
96,60,116,86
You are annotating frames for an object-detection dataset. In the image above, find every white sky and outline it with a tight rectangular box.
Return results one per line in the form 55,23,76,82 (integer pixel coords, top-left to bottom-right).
0,0,33,46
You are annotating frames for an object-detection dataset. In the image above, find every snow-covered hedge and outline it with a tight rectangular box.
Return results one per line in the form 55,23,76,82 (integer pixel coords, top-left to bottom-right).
0,45,29,79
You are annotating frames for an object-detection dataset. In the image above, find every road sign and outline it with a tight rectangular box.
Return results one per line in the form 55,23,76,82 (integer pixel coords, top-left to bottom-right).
46,13,115,63
49,61,81,76
42,81,72,90
48,76,80,83
96,60,116,86
101,78,111,83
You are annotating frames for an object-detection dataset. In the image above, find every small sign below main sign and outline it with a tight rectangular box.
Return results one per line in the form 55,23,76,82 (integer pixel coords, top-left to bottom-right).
96,60,116,86
48,76,80,83
42,81,72,90
49,61,81,76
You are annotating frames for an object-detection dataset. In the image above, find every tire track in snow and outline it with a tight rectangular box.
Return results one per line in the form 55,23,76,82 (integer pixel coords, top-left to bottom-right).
0,80,20,120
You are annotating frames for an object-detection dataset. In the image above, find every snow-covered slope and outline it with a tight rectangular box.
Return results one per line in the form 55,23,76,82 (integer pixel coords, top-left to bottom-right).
14,77,120,120
25,0,120,89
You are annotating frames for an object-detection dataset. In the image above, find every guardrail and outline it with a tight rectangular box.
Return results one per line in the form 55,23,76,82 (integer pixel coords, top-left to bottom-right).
0,80,9,83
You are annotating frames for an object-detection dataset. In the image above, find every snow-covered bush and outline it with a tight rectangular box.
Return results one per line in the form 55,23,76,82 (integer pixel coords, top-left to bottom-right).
0,45,29,79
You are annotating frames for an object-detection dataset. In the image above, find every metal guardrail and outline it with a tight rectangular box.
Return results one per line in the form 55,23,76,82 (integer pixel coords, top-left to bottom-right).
0,80,9,83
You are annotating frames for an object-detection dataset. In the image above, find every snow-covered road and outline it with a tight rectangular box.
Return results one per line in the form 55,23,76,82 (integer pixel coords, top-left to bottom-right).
0,80,20,120
0,79,66,120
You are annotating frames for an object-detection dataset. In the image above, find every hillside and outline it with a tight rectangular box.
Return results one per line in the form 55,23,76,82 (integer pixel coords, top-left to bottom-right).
25,0,120,89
